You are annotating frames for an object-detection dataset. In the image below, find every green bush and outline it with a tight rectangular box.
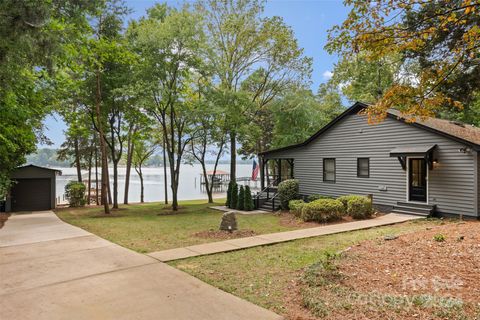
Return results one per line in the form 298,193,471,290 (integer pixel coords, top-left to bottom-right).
301,199,344,222
65,181,86,207
237,185,245,210
278,179,299,210
340,195,373,219
289,199,305,217
307,194,333,202
226,181,233,208
337,195,362,209
230,183,238,209
244,185,254,211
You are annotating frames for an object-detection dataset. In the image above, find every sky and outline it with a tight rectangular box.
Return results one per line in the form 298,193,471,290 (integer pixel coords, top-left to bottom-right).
42,0,349,148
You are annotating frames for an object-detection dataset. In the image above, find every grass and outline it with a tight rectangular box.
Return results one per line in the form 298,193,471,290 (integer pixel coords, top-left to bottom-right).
170,218,445,315
55,199,302,253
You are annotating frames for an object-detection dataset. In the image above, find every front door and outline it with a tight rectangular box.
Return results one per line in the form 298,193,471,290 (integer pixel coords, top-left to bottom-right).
408,158,427,202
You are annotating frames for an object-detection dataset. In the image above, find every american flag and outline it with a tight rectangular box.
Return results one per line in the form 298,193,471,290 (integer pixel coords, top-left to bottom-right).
251,160,259,180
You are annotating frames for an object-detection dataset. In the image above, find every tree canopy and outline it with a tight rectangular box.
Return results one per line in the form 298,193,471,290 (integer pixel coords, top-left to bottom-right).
327,0,480,122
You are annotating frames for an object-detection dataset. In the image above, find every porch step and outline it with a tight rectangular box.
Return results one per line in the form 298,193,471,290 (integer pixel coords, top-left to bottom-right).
392,202,435,217
259,199,281,212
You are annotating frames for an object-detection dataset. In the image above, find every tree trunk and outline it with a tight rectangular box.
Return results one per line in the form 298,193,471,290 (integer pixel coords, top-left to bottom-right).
135,166,144,203
229,132,236,181
168,162,179,210
95,147,99,205
87,149,92,205
105,167,112,205
124,129,134,204
208,141,225,203
162,135,168,204
74,137,82,182
113,160,119,209
94,69,110,214
199,161,212,203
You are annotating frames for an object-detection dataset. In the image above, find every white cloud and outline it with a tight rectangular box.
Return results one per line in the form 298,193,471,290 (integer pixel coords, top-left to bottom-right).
322,70,334,80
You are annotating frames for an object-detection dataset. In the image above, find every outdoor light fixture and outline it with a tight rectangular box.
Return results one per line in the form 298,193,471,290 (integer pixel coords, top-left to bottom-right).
459,147,471,153
433,159,439,164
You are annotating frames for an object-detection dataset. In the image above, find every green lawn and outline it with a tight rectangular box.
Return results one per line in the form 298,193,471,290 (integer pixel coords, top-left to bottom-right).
170,219,446,316
56,199,302,253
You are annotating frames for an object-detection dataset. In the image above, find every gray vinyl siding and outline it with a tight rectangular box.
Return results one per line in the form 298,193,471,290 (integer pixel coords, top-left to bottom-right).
265,113,477,217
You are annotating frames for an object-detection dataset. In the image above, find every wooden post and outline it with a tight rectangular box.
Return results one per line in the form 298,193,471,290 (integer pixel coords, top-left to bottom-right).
277,159,282,184
260,156,265,190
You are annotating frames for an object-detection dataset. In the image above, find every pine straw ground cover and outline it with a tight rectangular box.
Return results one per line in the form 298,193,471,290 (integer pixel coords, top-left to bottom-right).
293,220,480,320
172,219,480,320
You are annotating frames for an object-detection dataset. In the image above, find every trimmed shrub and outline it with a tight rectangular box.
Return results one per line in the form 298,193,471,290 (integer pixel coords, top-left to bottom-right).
65,181,86,207
278,179,299,210
345,196,373,219
244,185,254,211
337,195,361,209
307,194,333,202
289,199,305,217
301,199,344,223
237,185,245,210
230,183,238,209
226,181,233,208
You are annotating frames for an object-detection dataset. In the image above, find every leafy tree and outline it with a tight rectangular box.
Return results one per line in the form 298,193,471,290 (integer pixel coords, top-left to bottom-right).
133,4,206,210
132,131,159,203
327,0,480,121
269,88,344,149
329,53,401,104
197,0,311,178
0,0,95,199
84,0,133,212
188,80,229,203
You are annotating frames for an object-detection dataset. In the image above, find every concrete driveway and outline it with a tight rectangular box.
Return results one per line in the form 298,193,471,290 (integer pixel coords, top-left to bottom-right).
0,211,282,320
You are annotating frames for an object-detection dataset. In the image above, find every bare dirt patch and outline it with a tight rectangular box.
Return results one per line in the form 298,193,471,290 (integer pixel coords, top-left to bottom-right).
0,213,10,229
193,229,257,240
288,220,480,320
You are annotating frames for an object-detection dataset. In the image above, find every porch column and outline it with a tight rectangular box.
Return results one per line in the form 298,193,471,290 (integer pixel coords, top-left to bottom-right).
260,156,265,190
289,159,294,179
277,159,282,184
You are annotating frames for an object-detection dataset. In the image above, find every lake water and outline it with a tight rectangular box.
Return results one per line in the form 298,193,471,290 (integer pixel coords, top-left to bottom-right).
55,164,259,203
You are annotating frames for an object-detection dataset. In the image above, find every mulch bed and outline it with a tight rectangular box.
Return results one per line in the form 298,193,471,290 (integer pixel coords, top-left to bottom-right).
286,220,480,320
0,213,10,229
193,229,257,240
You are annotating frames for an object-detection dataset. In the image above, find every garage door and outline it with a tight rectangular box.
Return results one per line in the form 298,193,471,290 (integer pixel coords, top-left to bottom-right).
11,179,51,211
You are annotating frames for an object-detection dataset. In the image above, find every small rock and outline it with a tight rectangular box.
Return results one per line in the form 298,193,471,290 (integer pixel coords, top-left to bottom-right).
384,234,398,241
220,211,237,232
457,235,465,242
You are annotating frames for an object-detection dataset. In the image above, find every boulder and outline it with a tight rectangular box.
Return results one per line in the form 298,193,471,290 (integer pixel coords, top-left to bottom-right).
220,211,237,232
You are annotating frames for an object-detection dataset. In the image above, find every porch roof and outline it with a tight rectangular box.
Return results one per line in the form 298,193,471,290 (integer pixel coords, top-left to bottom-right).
389,144,437,157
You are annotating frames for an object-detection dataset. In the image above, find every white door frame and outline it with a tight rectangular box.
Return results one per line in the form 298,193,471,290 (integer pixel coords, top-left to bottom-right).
406,156,429,204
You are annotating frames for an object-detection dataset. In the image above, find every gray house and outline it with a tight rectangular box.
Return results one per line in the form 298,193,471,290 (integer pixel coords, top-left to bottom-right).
258,102,480,218
5,165,61,212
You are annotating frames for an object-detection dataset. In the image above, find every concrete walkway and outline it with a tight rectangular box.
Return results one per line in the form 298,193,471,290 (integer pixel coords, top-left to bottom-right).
149,213,422,262
0,211,281,320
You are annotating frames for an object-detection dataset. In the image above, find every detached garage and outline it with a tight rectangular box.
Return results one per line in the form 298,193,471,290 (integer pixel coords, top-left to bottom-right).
5,165,61,212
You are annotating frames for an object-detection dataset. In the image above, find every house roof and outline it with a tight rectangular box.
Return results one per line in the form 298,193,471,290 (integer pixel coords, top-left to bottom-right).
15,164,62,174
260,102,480,156
387,109,480,147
